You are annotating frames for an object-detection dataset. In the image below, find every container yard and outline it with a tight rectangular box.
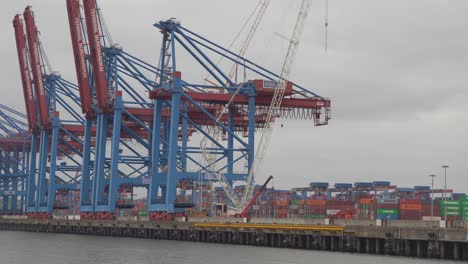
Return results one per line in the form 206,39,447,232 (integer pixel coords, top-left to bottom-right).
0,0,468,262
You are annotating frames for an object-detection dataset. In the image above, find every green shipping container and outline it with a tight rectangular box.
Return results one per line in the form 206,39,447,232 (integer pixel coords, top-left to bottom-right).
377,209,398,215
138,211,148,217
440,200,461,206
303,214,324,219
442,211,460,216
292,200,300,206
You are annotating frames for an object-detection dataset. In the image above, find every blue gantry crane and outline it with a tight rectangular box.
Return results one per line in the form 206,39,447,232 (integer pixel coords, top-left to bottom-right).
7,1,331,221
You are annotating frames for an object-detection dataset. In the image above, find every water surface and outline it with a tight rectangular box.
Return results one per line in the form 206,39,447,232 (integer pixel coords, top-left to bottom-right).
0,231,457,264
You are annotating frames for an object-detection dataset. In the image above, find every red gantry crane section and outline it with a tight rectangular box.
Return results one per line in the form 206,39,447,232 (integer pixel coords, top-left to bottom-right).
66,0,94,118
13,15,37,133
23,7,49,128
82,0,109,112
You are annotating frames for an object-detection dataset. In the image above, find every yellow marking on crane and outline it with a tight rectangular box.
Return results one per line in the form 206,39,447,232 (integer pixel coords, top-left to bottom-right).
194,223,344,232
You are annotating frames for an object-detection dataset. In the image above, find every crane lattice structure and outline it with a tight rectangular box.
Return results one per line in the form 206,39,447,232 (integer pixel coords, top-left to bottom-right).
0,105,30,215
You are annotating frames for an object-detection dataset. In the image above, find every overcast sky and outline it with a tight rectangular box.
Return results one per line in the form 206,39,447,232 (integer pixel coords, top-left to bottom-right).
1,1,467,193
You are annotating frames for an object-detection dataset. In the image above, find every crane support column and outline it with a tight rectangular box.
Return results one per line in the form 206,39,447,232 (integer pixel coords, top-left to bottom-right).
107,91,123,212
46,112,60,212
148,99,163,211
36,130,49,211
92,114,108,211
165,71,183,213
26,136,37,212
79,119,93,211
181,107,188,171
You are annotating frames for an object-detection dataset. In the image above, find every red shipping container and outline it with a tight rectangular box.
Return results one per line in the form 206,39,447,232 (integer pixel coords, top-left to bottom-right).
422,205,441,217
400,199,421,204
400,204,422,210
399,209,422,220
376,204,398,210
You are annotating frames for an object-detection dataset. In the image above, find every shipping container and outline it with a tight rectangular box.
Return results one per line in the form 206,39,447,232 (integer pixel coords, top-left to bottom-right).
309,182,329,188
306,200,326,206
414,186,430,191
400,199,422,204
377,209,398,215
440,200,461,206
377,214,398,220
377,198,398,204
359,198,374,205
334,183,353,188
377,203,398,209
373,181,391,187
399,204,422,210
303,214,325,219
355,182,373,188
399,209,422,220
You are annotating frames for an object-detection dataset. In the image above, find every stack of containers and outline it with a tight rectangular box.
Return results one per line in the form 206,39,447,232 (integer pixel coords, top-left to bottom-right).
376,198,399,220
213,187,227,203
399,199,422,220
326,200,354,217
440,200,461,221
461,197,468,221
413,186,431,201
271,190,291,217
421,199,441,217
288,199,301,217
358,198,374,219
303,199,326,219
453,193,466,200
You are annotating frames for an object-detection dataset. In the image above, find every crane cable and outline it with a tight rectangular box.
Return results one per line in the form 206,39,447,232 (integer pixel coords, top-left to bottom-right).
203,0,266,86
325,0,329,52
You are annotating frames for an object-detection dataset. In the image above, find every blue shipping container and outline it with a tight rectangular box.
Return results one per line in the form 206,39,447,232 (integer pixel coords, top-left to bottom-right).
396,188,413,192
355,182,373,188
335,183,353,188
377,214,399,220
309,182,329,188
414,186,430,191
373,181,390,187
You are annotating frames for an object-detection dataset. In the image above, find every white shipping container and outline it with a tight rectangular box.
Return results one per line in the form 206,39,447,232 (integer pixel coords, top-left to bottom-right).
326,209,341,215
422,216,441,221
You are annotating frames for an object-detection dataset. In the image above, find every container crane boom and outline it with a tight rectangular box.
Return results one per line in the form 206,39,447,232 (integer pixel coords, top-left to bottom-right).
241,0,313,207
23,7,49,128
239,175,273,217
66,0,94,117
13,15,37,132
82,0,109,112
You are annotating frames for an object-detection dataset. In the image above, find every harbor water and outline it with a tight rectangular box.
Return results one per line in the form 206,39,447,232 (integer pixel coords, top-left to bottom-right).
0,231,459,264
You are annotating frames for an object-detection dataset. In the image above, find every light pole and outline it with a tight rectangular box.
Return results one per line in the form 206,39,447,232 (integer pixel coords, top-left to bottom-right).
442,165,449,220
429,175,436,217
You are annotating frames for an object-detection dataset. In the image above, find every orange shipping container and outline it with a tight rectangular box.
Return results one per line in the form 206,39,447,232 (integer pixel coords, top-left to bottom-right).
276,200,289,206
359,198,374,205
399,204,422,210
306,200,326,206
